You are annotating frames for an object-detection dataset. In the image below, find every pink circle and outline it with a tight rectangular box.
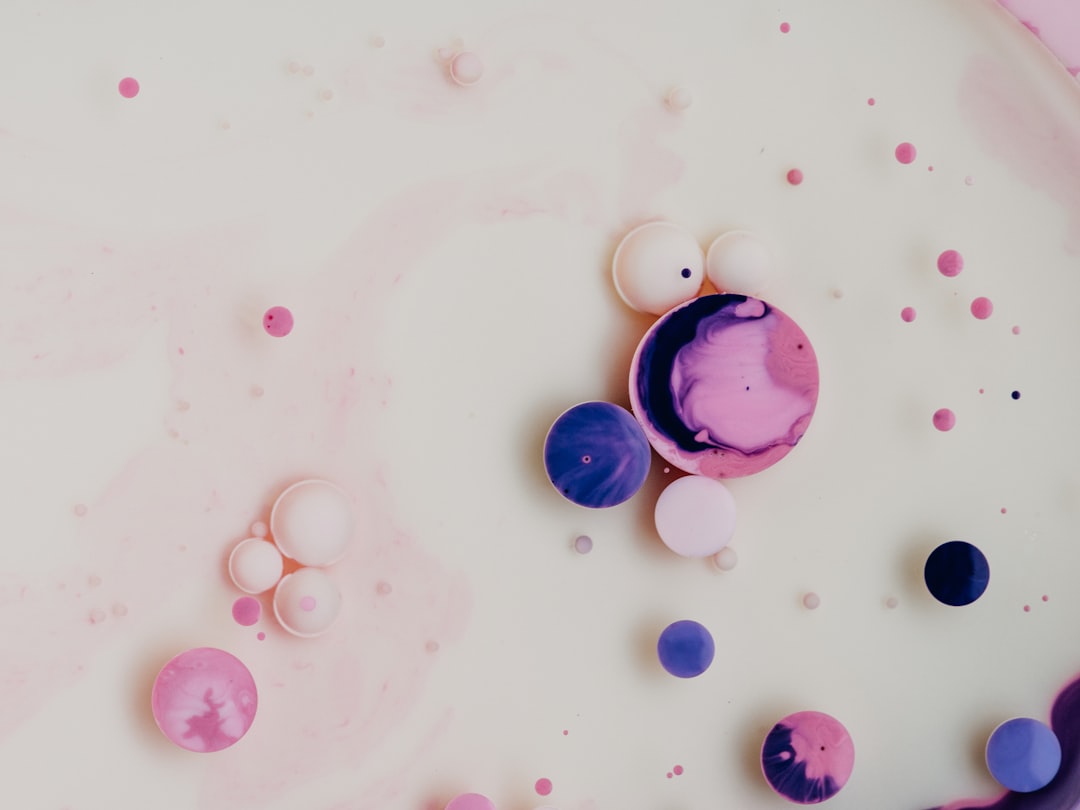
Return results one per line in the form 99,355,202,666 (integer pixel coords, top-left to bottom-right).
535,777,553,796
232,596,261,627
449,51,484,86
867,97,876,106
971,297,994,319
150,647,257,752
256,632,266,641
900,306,917,323
263,306,294,337
895,142,917,164
1012,325,1021,335
780,22,791,33
445,794,495,810
673,764,685,775
933,408,956,432
118,77,140,98
786,168,804,186
937,249,964,277
1024,604,1031,612
299,595,317,612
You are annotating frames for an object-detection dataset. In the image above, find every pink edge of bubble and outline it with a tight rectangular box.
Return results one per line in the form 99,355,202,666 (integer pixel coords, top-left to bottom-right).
232,596,261,626
932,408,956,432
535,777,553,796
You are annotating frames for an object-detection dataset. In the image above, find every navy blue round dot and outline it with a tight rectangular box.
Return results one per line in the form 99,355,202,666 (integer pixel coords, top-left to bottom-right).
680,267,692,279
543,401,651,509
924,540,990,606
1011,390,1021,400
657,620,715,678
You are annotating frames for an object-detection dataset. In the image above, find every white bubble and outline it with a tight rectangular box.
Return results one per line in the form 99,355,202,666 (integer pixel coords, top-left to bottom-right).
612,222,704,315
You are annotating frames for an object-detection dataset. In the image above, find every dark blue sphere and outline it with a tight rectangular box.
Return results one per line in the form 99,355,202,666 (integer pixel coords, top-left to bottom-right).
544,401,651,508
924,540,990,606
657,620,715,678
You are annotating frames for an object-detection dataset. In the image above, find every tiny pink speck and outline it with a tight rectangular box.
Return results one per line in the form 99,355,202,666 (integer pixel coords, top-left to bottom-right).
965,175,976,186
937,250,964,277
932,408,956,432
970,296,993,320
263,306,294,338
1043,595,1050,602
674,765,684,775
257,631,266,640
563,729,569,735
780,22,791,33
74,504,88,517
1012,325,1021,335
1024,605,1031,612
867,97,876,106
895,142,917,164
118,77,140,98
232,596,261,626
900,306,916,323
299,595,317,612
535,777,553,797
786,168,804,186
667,772,674,779
1001,507,1007,514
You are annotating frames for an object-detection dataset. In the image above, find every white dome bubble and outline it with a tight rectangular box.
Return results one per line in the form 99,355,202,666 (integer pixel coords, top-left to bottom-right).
612,222,704,315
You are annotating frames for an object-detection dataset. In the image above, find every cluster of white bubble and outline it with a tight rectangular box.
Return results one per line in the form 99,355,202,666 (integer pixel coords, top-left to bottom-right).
227,479,354,637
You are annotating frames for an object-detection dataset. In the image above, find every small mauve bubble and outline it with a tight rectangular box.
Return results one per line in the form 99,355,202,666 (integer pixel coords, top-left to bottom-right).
117,77,140,99
803,592,821,610
176,400,190,412
535,778,553,797
1001,507,1008,514
971,296,994,319
178,544,188,552
73,504,88,517
251,384,265,398
574,535,593,554
674,765,685,775
780,21,791,33
87,575,102,588
257,631,266,640
901,306,917,323
232,596,261,627
425,640,440,653
965,175,975,186
1011,390,1021,400
287,60,301,74
786,168,804,186
1024,604,1031,613
831,287,844,299
885,596,899,609
937,249,964,277
251,521,268,538
979,388,985,394
867,97,876,106
563,729,569,736
933,408,956,432
302,65,315,77
895,142,917,164
111,603,128,617
927,165,934,172
1012,325,1021,335
713,546,738,571
667,772,674,779
663,466,671,474
89,608,107,625
376,580,393,595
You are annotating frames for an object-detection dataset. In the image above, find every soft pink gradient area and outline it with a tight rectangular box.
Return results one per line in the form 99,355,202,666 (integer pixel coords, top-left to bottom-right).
151,647,258,753
998,0,1080,74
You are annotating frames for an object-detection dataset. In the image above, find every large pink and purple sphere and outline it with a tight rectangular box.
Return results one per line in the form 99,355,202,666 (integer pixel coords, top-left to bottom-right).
150,647,257,753
630,294,819,478
761,710,855,803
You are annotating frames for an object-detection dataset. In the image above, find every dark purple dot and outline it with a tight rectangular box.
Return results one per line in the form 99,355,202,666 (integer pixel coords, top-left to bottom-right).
681,267,692,278
1011,390,1021,400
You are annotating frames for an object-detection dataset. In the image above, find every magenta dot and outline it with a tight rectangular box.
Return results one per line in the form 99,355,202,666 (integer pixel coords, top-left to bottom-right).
1012,325,1021,335
256,632,266,641
232,596,261,626
118,77,140,99
895,142,917,164
932,408,956,432
900,306,917,323
263,306,294,337
1001,507,1008,514
1043,594,1050,602
971,296,994,319
937,249,964,277
667,772,674,779
535,777,553,796
563,729,569,736
867,97,876,106
780,22,791,33
786,168,804,186
299,595,317,612
674,765,684,775
1024,604,1031,612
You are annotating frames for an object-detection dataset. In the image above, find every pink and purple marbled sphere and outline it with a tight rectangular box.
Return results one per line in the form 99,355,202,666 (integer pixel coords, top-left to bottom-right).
630,294,819,478
151,647,258,753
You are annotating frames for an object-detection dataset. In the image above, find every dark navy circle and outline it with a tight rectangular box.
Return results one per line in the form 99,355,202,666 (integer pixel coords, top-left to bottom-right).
657,620,714,678
924,541,990,606
986,717,1061,792
543,401,651,508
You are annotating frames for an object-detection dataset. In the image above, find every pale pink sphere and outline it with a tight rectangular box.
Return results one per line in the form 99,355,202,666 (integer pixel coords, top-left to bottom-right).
263,306,294,338
895,142,917,164
450,51,484,86
118,77,140,98
151,647,257,752
937,250,964,277
971,296,994,320
933,408,956,432
270,479,354,566
228,538,284,594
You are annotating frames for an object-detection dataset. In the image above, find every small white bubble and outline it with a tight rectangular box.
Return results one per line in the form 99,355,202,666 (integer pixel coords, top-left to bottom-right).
803,592,821,610
712,547,738,571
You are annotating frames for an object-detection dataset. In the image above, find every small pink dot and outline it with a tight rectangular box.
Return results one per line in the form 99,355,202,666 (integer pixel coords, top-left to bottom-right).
425,640,440,653
1001,507,1007,514
232,596,261,626
927,165,935,172
786,168,804,186
895,142,917,164
780,21,791,33
299,595,317,612
562,729,569,736
937,250,964,277
1024,604,1031,612
263,306,294,337
118,77,140,98
970,296,993,319
667,772,673,779
257,631,266,640
979,388,985,394
1043,594,1050,602
867,97,876,106
932,408,956,432
73,504,88,517
376,580,393,595
900,306,917,323
674,765,684,775
534,778,553,797
1012,325,1021,335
